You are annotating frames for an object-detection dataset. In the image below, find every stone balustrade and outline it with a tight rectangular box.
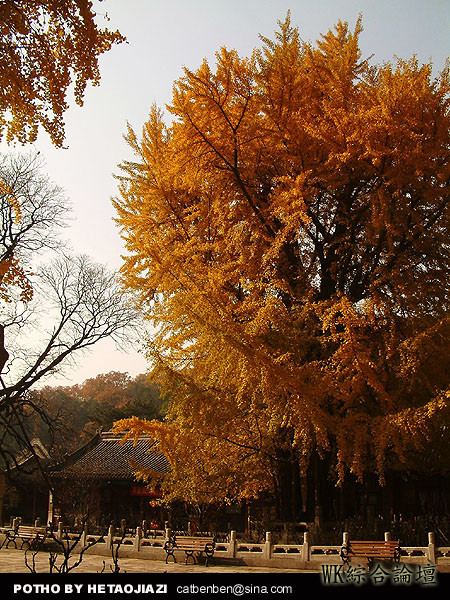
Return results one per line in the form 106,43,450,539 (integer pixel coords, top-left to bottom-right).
1,518,449,571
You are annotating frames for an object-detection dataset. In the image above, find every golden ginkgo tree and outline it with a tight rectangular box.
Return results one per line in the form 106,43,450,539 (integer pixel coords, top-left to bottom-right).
113,14,450,521
0,0,125,148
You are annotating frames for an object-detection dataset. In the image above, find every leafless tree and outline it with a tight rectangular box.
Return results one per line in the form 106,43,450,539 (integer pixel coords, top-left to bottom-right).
0,152,140,494
101,526,127,574
24,517,108,574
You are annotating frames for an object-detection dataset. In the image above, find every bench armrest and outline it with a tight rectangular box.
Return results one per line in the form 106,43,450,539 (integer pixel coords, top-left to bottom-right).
5,528,18,538
204,542,215,554
164,539,176,551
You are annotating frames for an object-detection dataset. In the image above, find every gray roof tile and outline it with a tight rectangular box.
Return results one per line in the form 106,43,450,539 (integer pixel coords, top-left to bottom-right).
51,431,170,480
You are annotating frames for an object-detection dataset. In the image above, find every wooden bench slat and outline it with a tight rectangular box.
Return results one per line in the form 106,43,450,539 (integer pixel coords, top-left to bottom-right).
176,539,212,543
350,542,398,547
351,547,397,552
347,540,399,547
348,548,394,554
350,548,397,552
350,545,395,552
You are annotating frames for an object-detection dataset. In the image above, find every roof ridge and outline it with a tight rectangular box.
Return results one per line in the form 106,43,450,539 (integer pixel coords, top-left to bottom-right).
100,430,153,441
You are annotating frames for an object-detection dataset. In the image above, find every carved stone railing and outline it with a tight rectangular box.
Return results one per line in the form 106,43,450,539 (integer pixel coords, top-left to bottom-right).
1,519,448,571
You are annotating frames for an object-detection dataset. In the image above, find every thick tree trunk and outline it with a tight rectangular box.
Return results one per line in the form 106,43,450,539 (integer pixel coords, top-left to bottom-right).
272,451,304,522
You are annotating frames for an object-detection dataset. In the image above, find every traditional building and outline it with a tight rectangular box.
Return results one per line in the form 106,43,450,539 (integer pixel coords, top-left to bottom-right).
48,431,170,527
0,438,51,526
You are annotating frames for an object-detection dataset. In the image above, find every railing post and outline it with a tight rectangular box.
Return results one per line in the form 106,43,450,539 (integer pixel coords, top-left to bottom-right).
80,523,87,547
134,526,142,551
302,531,310,563
385,531,391,541
264,531,272,560
427,532,436,564
47,491,53,527
106,525,113,550
228,530,237,558
57,521,63,541
165,526,172,542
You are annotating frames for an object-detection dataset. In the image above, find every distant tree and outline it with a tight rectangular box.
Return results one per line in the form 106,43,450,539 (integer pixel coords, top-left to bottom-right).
24,385,91,457
123,373,168,418
113,14,450,520
0,0,125,147
23,373,167,459
75,372,133,408
74,371,166,433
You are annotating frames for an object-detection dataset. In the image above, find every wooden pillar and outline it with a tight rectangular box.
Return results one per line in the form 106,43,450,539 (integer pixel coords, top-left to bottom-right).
0,471,5,527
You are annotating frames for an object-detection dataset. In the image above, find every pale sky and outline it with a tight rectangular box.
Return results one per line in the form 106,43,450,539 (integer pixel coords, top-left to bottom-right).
7,0,450,385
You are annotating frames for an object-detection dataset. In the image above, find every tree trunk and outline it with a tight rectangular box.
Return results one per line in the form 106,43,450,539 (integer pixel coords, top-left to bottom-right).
272,451,304,522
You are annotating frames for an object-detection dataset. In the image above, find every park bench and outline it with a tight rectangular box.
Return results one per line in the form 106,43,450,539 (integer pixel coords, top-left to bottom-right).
341,539,401,567
164,535,216,566
2,525,49,551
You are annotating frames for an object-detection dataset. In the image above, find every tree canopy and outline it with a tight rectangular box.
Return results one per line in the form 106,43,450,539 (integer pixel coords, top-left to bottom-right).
0,0,125,147
113,15,450,512
17,371,166,463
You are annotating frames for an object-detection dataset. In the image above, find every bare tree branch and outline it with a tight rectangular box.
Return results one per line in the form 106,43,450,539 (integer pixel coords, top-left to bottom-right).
0,152,141,489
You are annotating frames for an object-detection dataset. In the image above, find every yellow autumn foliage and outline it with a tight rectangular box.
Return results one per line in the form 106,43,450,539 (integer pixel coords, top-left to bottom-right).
0,0,125,147
113,14,450,506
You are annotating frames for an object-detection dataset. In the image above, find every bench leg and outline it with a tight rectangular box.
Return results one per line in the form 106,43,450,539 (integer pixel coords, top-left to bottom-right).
205,552,215,567
5,537,17,550
184,550,195,565
20,538,37,551
340,548,350,571
165,550,176,564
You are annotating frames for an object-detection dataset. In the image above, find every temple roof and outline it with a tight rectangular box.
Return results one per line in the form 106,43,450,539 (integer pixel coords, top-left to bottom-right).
50,431,170,480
